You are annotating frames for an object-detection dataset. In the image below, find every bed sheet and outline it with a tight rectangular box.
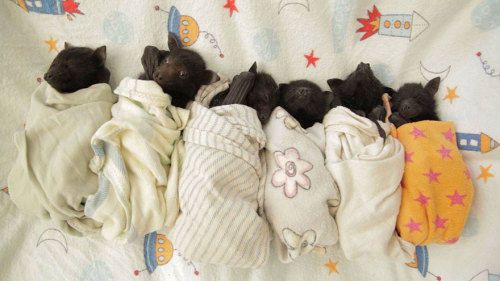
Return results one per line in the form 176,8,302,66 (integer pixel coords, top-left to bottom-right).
1,0,499,280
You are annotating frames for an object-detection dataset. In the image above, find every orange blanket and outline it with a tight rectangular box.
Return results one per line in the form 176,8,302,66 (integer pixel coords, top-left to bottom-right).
394,121,474,245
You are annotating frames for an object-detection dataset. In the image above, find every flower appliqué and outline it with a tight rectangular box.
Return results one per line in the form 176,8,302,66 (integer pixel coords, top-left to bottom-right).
272,148,313,198
282,228,326,260
276,108,308,134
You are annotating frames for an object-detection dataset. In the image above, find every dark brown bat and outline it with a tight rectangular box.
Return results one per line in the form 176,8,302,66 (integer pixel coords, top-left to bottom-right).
209,62,280,125
384,77,440,127
279,79,334,129
139,32,218,108
44,42,110,93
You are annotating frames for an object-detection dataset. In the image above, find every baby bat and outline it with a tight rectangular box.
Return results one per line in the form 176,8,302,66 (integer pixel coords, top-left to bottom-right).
209,62,280,125
44,43,110,93
380,77,440,128
279,79,335,129
327,62,394,117
139,32,218,108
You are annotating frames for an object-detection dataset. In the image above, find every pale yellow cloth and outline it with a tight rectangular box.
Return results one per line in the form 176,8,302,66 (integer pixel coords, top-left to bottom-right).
8,82,117,236
85,78,190,243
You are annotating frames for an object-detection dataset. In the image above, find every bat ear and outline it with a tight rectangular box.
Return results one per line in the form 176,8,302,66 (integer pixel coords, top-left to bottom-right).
64,42,74,49
249,62,257,73
200,70,219,86
168,32,181,51
141,46,163,80
327,78,343,89
93,46,107,66
425,77,441,96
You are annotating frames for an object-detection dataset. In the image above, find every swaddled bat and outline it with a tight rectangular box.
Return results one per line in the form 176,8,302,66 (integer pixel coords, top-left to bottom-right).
209,62,280,125
372,77,440,128
327,62,395,138
44,43,110,93
327,62,395,117
139,33,219,108
279,80,336,129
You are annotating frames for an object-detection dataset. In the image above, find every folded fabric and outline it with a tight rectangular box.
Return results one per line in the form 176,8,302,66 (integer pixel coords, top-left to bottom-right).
8,82,117,236
324,106,415,262
395,121,474,245
85,77,190,243
170,102,271,268
192,74,230,107
263,107,340,263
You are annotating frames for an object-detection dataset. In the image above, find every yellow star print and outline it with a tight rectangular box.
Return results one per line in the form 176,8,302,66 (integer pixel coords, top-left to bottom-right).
477,164,494,183
443,86,460,104
45,36,59,53
324,259,339,275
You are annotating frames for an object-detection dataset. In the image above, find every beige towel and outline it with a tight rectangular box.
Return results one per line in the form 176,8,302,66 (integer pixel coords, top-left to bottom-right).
8,82,117,236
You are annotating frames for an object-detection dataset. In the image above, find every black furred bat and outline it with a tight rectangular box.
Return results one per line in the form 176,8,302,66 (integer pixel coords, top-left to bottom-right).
373,77,440,128
210,62,280,125
139,32,218,108
44,42,110,93
279,79,334,129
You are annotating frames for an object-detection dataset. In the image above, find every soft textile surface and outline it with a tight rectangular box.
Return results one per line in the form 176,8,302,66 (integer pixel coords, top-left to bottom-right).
264,107,340,263
8,82,116,236
170,102,270,268
324,106,415,262
1,0,500,280
86,77,189,243
395,121,474,245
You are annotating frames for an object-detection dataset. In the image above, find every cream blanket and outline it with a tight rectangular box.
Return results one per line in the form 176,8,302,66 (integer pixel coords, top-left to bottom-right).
264,107,340,263
324,106,415,262
8,82,117,236
170,102,271,268
85,78,190,243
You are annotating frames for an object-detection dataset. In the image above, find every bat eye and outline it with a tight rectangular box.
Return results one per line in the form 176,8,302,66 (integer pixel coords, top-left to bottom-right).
179,70,188,79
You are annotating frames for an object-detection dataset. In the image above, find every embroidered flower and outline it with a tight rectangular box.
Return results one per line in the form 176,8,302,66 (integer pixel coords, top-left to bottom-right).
282,228,326,260
272,148,313,198
276,108,308,134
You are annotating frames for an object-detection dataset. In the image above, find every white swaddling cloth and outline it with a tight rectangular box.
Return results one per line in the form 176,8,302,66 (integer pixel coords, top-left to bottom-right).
85,77,190,243
324,106,415,262
8,82,117,236
263,107,340,263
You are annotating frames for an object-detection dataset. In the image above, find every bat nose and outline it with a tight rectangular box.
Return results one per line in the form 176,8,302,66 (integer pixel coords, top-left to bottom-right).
44,72,53,81
298,87,309,96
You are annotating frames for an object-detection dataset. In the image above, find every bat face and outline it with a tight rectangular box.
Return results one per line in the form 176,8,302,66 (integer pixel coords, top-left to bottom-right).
141,33,217,108
327,62,393,117
246,63,279,125
392,77,440,121
279,79,333,128
44,43,110,93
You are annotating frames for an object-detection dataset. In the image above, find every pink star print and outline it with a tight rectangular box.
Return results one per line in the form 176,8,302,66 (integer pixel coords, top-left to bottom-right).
464,169,471,179
434,215,448,230
405,151,414,163
423,168,441,183
437,145,452,160
409,126,426,140
404,218,423,233
447,190,467,206
445,237,459,244
414,192,431,206
223,0,239,17
442,129,455,142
